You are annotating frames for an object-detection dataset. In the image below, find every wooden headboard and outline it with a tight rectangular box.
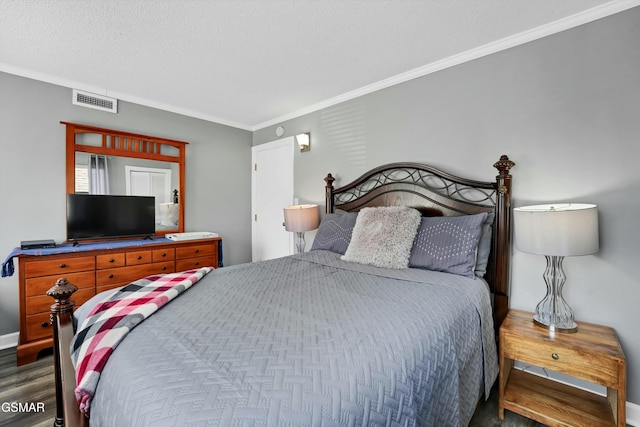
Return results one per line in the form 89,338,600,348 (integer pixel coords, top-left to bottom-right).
323,155,515,330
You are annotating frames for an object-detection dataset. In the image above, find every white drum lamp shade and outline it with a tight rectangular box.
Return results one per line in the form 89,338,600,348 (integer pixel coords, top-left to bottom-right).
514,204,599,332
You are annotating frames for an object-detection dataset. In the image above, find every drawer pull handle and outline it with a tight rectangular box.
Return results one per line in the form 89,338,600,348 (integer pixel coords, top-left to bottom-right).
551,353,559,360
41,322,49,328
59,263,66,268
161,253,166,257
109,258,115,263
137,255,143,260
195,249,199,253
109,274,114,279
194,262,199,266
162,266,167,271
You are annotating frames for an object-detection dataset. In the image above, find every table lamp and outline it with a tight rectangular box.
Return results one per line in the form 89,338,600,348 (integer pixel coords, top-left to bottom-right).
283,204,320,253
514,203,599,333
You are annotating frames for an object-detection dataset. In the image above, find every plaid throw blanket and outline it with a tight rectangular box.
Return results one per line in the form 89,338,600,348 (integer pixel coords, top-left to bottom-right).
70,267,213,415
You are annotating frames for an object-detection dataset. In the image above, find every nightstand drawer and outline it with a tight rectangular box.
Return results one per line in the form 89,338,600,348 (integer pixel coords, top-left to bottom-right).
503,332,620,387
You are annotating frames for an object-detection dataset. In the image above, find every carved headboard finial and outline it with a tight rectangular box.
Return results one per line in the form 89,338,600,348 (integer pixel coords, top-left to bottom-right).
324,173,335,188
46,278,78,312
494,155,515,175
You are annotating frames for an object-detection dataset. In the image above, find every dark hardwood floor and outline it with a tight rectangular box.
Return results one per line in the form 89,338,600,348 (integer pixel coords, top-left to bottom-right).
0,346,544,426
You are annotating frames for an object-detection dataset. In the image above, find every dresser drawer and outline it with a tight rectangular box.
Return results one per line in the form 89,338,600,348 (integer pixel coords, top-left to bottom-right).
502,332,620,387
26,287,95,315
96,253,126,269
96,261,174,287
176,256,216,272
24,256,95,278
152,248,175,262
126,250,153,266
25,271,95,297
176,244,216,259
25,312,54,341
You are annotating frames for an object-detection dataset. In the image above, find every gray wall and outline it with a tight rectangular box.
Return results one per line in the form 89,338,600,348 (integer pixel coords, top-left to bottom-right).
0,72,253,336
254,9,640,404
1,5,638,407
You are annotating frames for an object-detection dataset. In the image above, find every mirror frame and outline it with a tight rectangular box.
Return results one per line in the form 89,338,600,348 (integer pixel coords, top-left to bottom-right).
63,121,187,236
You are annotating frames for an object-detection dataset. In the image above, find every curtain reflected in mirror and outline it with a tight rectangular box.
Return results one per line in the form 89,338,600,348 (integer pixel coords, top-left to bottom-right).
89,154,110,195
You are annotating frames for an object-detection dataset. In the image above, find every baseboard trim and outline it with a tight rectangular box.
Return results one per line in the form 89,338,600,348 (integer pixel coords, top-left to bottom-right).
0,332,19,350
628,401,640,427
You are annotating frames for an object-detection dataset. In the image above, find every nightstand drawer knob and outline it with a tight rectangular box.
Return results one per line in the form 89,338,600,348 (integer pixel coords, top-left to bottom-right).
551,352,559,360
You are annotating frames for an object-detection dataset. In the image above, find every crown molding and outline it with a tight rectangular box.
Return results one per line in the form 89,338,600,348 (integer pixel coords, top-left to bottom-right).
2,0,638,132
0,63,253,131
251,0,640,131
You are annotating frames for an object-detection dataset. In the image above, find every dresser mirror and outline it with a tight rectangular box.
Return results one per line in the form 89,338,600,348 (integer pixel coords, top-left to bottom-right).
63,122,187,236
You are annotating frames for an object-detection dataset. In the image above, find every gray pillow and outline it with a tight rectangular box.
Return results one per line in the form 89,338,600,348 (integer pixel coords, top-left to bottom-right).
341,206,422,269
310,212,358,254
409,212,488,277
474,212,495,278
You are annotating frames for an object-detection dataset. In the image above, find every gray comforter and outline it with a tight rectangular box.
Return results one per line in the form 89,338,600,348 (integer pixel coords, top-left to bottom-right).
74,250,498,427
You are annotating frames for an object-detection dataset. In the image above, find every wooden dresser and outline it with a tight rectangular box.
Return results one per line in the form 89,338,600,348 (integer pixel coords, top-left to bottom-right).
16,238,220,365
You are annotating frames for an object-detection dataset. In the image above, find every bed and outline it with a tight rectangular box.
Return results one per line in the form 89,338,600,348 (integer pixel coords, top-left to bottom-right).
47,155,515,427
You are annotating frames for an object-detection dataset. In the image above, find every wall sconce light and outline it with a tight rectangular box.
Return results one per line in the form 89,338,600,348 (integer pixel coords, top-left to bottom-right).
296,132,311,152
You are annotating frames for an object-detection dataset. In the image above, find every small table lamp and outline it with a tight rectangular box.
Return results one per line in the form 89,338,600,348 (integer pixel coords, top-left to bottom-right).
283,204,320,254
514,203,599,333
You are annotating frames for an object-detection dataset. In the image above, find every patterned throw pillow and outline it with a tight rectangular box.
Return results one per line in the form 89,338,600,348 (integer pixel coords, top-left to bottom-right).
409,212,488,277
310,212,358,254
341,206,422,269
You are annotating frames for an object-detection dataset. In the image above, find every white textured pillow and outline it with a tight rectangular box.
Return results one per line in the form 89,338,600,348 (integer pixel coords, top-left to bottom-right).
341,206,422,269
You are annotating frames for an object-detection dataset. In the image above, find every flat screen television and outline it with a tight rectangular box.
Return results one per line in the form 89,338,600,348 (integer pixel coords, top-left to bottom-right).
67,194,156,241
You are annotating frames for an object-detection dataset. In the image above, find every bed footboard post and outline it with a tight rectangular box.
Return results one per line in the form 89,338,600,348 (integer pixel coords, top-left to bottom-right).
47,278,86,427
492,155,515,330
325,173,336,214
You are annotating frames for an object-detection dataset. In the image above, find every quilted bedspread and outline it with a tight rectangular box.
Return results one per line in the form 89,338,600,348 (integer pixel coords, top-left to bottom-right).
73,250,498,427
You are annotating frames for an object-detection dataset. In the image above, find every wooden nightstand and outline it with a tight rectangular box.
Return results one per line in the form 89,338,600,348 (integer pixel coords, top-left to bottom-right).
499,309,626,427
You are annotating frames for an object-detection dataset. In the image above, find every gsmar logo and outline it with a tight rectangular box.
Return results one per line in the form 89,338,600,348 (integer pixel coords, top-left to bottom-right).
1,401,46,413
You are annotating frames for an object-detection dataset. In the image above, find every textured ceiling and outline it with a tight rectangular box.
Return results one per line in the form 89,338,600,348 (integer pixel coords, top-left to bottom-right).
0,0,634,130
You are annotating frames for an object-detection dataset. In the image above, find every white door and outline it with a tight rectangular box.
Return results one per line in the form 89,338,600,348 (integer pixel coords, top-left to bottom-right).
252,137,294,261
125,166,171,222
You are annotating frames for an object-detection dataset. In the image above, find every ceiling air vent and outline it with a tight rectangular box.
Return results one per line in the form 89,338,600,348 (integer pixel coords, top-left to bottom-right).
72,89,118,113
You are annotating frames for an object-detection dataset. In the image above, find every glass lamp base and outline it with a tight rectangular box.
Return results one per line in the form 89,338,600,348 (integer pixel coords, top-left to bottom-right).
294,232,306,254
533,315,577,333
533,255,578,334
